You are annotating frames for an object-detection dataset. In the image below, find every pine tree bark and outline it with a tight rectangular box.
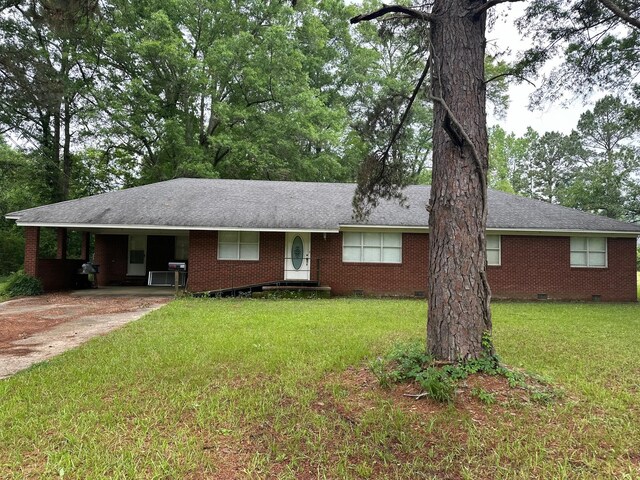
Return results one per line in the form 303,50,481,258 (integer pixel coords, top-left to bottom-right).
427,0,492,361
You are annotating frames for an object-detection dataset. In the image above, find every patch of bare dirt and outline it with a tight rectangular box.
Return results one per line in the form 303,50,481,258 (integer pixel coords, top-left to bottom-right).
332,366,540,418
0,293,169,355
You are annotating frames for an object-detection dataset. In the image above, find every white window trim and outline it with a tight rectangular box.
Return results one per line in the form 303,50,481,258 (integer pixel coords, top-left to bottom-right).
342,232,402,264
486,235,501,266
570,237,608,268
217,231,260,261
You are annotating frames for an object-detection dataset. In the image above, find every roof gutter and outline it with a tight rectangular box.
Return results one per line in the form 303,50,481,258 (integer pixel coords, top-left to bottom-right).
9,221,340,234
339,224,639,237
7,220,639,237
487,228,640,237
339,224,428,233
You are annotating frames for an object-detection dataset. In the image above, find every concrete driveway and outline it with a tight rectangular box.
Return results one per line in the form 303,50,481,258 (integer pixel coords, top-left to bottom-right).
0,291,171,379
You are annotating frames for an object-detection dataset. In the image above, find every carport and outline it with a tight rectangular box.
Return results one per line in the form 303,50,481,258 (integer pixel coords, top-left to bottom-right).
14,226,189,292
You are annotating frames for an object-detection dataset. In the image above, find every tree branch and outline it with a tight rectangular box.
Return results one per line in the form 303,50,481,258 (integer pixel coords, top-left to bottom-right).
381,55,432,161
403,392,430,399
485,71,536,87
430,93,486,193
473,0,525,18
596,0,640,30
350,4,433,24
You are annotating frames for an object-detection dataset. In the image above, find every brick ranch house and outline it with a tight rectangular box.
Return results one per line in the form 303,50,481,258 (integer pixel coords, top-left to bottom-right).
6,178,640,301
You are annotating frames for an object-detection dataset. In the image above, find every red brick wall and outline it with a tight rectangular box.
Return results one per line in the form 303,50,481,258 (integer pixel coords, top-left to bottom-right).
24,226,40,277
28,228,635,301
187,231,429,296
37,259,84,291
188,231,636,301
24,227,85,291
311,233,429,296
488,235,637,302
187,231,285,292
93,234,128,286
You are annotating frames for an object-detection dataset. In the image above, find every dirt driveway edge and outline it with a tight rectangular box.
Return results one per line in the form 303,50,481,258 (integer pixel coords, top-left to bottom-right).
1,295,170,380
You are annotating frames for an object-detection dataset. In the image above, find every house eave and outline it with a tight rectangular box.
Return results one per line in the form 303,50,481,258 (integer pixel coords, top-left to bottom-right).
339,224,639,237
10,221,340,234
9,221,639,237
339,224,429,233
488,228,640,237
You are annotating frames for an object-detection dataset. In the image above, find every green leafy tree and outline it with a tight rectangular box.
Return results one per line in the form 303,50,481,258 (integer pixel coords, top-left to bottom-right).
514,130,583,204
513,1,640,225
487,125,535,193
0,0,99,201
564,95,640,219
351,8,434,186
516,0,640,103
0,138,31,273
93,0,376,184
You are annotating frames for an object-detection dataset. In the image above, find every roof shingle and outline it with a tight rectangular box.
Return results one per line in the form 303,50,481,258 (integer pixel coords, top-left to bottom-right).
7,178,640,234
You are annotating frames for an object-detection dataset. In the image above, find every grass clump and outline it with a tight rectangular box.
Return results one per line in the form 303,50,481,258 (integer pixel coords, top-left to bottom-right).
471,387,496,405
369,341,457,403
370,334,555,404
0,270,43,298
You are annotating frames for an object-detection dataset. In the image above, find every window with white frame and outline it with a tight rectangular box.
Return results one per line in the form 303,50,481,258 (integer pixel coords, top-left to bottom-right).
342,232,402,263
570,237,607,267
218,231,259,260
486,235,501,266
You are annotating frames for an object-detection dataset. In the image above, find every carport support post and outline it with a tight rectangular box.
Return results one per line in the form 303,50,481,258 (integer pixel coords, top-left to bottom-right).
24,226,40,278
81,232,91,260
56,228,68,260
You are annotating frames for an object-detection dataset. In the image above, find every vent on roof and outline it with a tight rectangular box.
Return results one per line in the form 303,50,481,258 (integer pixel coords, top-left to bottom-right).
414,291,426,298
592,295,601,302
537,293,548,300
353,289,364,297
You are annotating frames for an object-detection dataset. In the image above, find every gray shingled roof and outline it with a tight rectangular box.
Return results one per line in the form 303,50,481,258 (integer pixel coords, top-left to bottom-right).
6,178,640,233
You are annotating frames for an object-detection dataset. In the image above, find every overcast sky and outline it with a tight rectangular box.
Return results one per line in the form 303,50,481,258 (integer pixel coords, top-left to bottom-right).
486,4,594,136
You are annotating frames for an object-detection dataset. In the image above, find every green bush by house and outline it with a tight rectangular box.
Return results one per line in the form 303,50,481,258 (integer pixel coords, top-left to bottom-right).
1,270,43,297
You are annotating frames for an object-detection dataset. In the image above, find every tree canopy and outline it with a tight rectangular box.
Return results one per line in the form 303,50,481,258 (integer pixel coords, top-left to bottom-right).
514,0,639,102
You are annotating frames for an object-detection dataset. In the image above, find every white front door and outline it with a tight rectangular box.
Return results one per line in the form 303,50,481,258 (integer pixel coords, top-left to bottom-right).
285,232,311,280
127,234,147,276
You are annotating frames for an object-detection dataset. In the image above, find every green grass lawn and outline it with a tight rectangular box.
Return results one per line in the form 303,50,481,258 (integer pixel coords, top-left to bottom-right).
1,299,639,479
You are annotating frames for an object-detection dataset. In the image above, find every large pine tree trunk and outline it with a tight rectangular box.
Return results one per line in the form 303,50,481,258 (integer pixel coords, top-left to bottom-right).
427,0,492,361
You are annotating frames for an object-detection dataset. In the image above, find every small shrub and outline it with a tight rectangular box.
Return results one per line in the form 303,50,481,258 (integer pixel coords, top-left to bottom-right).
530,390,560,404
415,367,455,403
370,336,559,405
504,369,526,388
386,340,432,382
1,270,43,298
471,387,496,405
369,357,392,389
